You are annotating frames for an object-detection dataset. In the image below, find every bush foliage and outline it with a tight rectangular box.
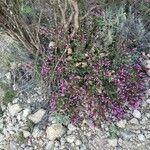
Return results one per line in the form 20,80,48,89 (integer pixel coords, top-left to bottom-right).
0,0,149,125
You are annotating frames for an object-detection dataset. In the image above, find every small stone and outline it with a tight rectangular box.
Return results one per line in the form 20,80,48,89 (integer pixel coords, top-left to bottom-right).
60,138,66,145
80,144,87,150
23,130,30,138
66,135,76,143
45,141,54,150
0,133,4,142
32,127,43,138
108,139,118,147
28,109,45,123
22,107,31,120
10,62,17,69
9,142,18,150
138,134,145,142
140,117,148,124
133,110,141,119
143,60,150,69
116,120,127,128
68,124,76,131
86,132,92,137
46,124,66,140
8,104,22,116
75,139,82,146
49,41,56,48
129,118,139,124
146,99,150,104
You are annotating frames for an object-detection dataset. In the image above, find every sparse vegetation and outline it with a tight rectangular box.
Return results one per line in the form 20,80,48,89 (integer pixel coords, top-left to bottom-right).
3,90,16,105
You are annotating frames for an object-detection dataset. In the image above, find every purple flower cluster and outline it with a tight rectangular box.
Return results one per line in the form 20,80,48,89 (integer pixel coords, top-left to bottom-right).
114,63,146,110
40,39,146,125
41,61,50,77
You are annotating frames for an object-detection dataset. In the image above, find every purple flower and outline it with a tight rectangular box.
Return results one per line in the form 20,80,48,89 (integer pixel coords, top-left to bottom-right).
59,79,69,95
41,62,50,77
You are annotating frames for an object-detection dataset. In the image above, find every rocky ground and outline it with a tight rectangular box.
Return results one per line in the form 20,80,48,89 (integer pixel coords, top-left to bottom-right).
0,35,150,150
0,87,150,150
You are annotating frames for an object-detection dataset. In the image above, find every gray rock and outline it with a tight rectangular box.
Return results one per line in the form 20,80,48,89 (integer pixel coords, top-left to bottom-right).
23,130,30,138
9,142,18,150
22,107,31,120
0,119,3,129
28,109,45,123
45,141,54,150
66,135,76,143
143,60,150,69
32,127,43,138
0,133,4,142
8,104,22,116
138,134,145,142
68,124,76,131
46,124,66,140
80,144,87,150
133,110,141,119
60,138,66,145
108,139,118,147
129,118,139,124
116,120,127,128
146,99,150,104
75,139,82,146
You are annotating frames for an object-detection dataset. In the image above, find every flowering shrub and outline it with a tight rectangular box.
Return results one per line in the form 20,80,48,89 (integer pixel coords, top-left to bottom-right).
40,43,146,125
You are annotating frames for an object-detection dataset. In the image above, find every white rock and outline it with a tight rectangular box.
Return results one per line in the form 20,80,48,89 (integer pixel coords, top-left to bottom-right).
32,127,43,138
108,139,118,147
28,109,45,123
0,133,4,142
133,110,141,119
60,138,66,145
66,135,76,143
146,99,150,104
8,104,22,116
129,118,139,124
68,124,76,131
143,60,150,69
10,62,17,70
23,130,30,138
46,124,66,140
138,134,145,142
116,120,127,128
9,142,18,150
75,139,82,146
46,141,54,150
49,41,56,48
22,107,31,120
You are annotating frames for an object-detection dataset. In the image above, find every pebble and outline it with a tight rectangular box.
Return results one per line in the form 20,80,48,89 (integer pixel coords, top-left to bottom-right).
133,110,141,119
22,107,31,120
108,139,118,147
66,135,76,143
68,124,76,131
75,139,82,146
138,134,145,142
45,141,54,150
146,99,150,104
23,130,30,138
46,124,66,140
8,104,22,116
116,120,127,128
129,118,139,124
28,109,46,123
